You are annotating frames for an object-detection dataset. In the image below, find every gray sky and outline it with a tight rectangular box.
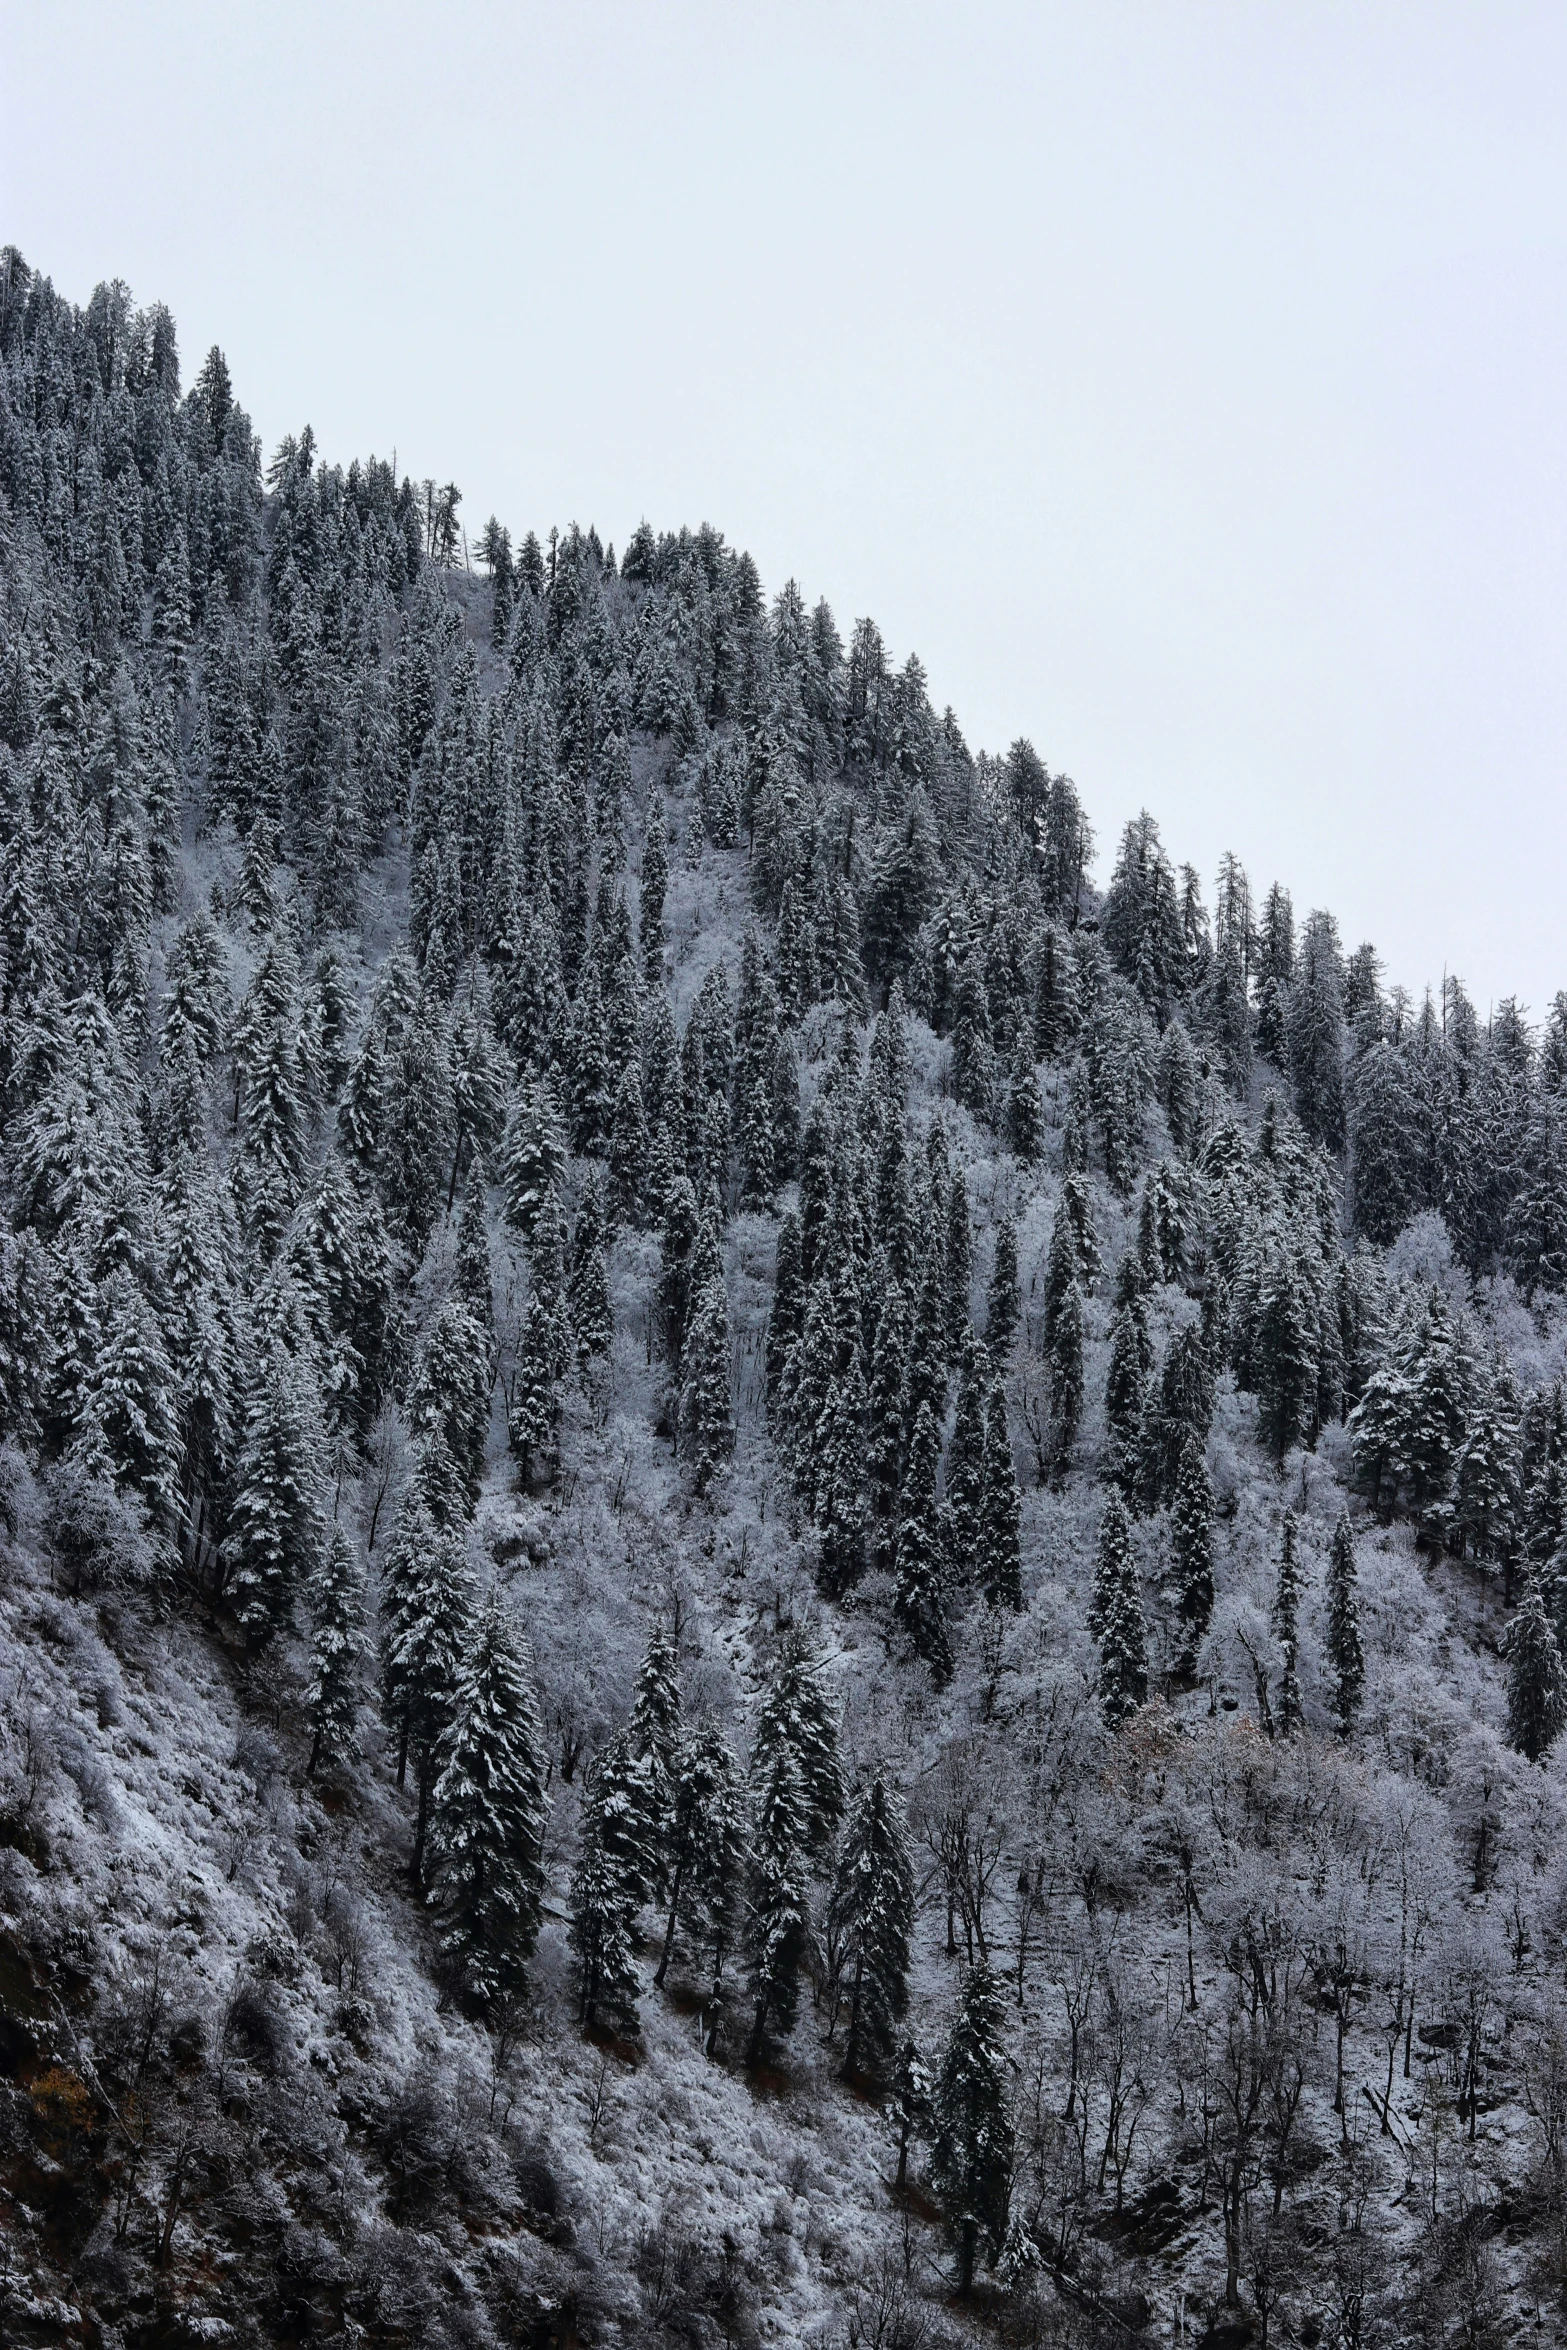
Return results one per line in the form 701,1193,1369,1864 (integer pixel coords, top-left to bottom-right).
4,3,1566,1017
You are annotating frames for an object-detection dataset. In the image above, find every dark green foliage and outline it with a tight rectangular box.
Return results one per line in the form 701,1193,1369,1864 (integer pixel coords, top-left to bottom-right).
428,1601,549,2002
225,1336,322,1647
306,1525,364,1775
944,1334,990,1580
944,1165,973,1352
978,1378,1023,1611
1326,1509,1364,1735
1170,1440,1214,1671
1104,1303,1148,1496
655,1719,745,1991
753,1636,844,1856
1272,1509,1303,1735
986,1214,1021,1359
1507,1577,1566,1763
896,1401,954,1683
745,1739,812,2062
930,1964,1014,2294
380,1507,475,1882
1090,1489,1147,1725
570,1177,614,1361
571,1729,658,2035
829,1773,915,2084
679,1271,735,1493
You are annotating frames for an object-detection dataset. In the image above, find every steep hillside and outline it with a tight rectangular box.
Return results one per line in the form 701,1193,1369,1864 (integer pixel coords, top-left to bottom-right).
3,251,1567,2350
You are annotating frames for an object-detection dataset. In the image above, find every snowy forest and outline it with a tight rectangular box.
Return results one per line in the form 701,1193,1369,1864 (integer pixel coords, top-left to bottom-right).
3,251,1567,2350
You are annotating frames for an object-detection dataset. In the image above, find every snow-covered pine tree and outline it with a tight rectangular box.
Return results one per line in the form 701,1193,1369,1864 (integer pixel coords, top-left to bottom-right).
865,1276,909,1563
752,1635,845,1858
305,1522,364,1775
978,1377,1023,1611
501,1077,567,1243
1326,1508,1364,1735
381,1515,475,1882
1272,1507,1303,1735
986,1214,1021,1359
1091,1488,1147,1726
930,1963,1014,2295
1169,1437,1215,1672
638,791,668,985
944,1165,973,1352
1004,1039,1045,1163
406,1296,491,1523
428,1598,550,2003
654,1717,745,1992
508,1293,562,1485
224,1333,323,1648
569,1175,613,1361
1104,1302,1148,1498
1047,1280,1086,1478
744,1737,812,2064
891,2036,934,2191
828,1771,915,2085
628,1615,682,1891
571,1726,662,2036
895,1400,954,1684
679,1270,735,1493
944,1333,990,1581
453,1170,496,1350
1506,1576,1566,1763
608,1057,649,1227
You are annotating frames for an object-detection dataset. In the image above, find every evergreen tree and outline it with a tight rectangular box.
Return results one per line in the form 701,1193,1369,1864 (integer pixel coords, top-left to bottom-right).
986,1214,1021,1359
1272,1507,1303,1736
501,1079,567,1243
305,1523,364,1775
930,1964,1014,2295
406,1297,491,1523
639,793,669,984
1041,1191,1083,1352
84,1267,182,1529
1104,1303,1148,1496
1170,1438,1215,1671
895,1401,954,1683
629,1614,682,1893
978,1377,1023,1611
453,1170,496,1349
1453,1371,1523,1578
945,1332,990,1579
944,1165,973,1351
571,1728,658,2036
381,1515,475,1882
744,1738,812,2063
1326,1509,1364,1736
1153,1322,1214,1506
679,1271,736,1492
1091,1490,1147,1726
829,1772,916,2084
753,1635,845,1856
1047,1281,1087,1477
655,1718,745,1991
891,2037,934,2192
1005,1038,1045,1162
608,1057,650,1227
865,1277,910,1558
508,1294,562,1486
225,1335,323,1647
428,1600,550,2003
765,1209,805,1417
570,1176,614,1361
1507,1577,1566,1764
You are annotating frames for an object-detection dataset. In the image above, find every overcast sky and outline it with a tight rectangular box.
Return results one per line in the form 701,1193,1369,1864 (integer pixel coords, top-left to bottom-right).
4,3,1565,1015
